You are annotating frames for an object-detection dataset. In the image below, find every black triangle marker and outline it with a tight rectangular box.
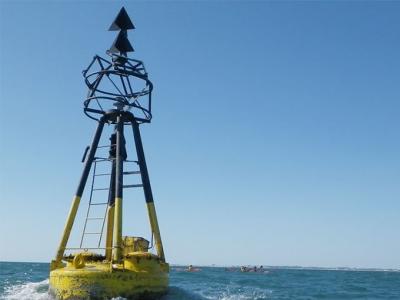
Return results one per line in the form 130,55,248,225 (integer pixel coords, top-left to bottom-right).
109,31,134,53
109,7,135,31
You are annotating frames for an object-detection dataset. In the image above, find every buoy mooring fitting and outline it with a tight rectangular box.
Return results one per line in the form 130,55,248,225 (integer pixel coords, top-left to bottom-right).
49,7,169,300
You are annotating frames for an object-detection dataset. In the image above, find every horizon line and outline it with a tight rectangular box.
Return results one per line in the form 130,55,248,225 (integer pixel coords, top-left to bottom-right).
0,260,398,272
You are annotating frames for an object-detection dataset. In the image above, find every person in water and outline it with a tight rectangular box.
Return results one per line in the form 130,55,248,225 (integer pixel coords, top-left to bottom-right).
239,265,267,273
187,265,201,272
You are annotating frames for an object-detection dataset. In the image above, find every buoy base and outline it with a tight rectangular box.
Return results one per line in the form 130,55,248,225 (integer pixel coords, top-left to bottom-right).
49,253,169,300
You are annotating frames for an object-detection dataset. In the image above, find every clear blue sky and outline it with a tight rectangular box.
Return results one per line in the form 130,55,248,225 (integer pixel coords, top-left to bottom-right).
0,1,399,269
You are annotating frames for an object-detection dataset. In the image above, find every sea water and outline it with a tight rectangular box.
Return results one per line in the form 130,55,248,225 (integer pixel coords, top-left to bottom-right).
1,262,399,299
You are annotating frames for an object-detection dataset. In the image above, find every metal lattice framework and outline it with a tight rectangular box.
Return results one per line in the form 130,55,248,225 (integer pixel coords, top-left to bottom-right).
83,53,153,123
81,6,153,124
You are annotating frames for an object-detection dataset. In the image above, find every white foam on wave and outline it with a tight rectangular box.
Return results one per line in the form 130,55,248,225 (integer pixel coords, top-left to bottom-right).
2,279,51,300
196,285,272,300
2,279,272,300
1,280,130,300
209,290,272,300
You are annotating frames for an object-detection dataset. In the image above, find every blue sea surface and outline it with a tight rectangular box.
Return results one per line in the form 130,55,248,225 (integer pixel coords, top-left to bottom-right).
0,262,399,299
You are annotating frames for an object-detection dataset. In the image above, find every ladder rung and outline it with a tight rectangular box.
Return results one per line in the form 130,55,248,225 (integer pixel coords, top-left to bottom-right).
123,184,143,189
94,171,140,177
93,188,109,191
90,202,108,205
87,217,104,220
84,232,102,235
93,157,110,162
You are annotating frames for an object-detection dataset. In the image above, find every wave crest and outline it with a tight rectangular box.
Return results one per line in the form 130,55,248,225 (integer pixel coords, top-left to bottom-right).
2,279,50,300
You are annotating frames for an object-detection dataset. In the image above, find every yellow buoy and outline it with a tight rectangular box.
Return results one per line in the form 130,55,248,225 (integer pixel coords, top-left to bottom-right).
49,247,169,299
49,7,169,299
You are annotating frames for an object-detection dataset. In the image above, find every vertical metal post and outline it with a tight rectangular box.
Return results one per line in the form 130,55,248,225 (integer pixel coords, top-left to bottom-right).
112,115,124,262
131,121,165,262
105,160,116,260
52,117,105,268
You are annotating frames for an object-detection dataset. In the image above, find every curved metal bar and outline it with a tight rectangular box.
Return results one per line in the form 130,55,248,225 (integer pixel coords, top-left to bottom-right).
82,53,153,124
85,71,152,96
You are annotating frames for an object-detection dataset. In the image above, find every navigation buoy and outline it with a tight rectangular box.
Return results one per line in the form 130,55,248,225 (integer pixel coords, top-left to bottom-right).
49,7,169,299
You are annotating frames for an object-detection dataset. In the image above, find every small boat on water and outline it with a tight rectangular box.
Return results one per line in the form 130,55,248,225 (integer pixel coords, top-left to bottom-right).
49,7,169,299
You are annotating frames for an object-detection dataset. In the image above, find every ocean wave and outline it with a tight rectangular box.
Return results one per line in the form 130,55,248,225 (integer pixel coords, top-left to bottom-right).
162,286,207,299
2,279,51,300
1,280,271,300
171,281,272,300
198,287,272,300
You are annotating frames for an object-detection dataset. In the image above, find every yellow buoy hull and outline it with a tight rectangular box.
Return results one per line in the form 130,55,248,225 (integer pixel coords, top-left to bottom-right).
49,254,169,299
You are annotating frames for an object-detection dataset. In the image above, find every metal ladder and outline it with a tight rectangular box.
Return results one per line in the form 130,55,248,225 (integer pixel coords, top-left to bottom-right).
79,156,143,249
